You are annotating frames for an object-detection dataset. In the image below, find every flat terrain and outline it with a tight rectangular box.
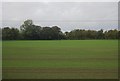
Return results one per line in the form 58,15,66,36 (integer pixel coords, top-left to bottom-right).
2,40,118,79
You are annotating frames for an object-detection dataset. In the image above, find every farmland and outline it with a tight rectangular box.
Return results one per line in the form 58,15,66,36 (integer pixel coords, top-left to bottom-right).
2,40,118,79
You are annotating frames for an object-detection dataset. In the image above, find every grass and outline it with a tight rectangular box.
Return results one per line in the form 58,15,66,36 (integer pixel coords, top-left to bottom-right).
2,40,118,79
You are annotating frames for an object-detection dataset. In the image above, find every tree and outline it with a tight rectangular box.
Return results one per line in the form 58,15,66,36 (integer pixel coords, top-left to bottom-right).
2,19,119,40
97,29,104,39
0,28,1,40
20,20,33,31
119,31,120,39
20,19,42,40
41,27,53,40
104,29,118,39
51,26,61,40
86,30,97,39
2,27,19,40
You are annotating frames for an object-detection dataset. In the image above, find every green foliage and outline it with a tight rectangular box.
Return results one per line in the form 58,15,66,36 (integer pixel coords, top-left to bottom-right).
66,29,119,40
0,28,2,40
104,29,118,39
2,19,119,40
2,27,19,40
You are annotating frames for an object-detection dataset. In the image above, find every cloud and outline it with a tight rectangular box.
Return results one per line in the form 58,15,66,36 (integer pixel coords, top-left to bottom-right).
2,2,118,31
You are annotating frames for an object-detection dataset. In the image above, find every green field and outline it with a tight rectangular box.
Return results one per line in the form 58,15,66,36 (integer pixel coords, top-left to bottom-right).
2,40,118,79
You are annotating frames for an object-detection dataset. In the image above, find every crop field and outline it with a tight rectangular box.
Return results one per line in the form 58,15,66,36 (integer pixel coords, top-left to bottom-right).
2,40,118,79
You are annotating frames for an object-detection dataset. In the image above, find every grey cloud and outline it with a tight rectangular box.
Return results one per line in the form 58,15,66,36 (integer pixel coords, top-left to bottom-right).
2,2,118,31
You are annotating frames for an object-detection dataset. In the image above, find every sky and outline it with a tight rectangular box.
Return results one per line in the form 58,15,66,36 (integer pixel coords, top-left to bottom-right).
1,1,119,32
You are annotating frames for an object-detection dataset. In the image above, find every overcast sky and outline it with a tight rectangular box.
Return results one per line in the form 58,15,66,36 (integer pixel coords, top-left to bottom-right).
2,2,118,32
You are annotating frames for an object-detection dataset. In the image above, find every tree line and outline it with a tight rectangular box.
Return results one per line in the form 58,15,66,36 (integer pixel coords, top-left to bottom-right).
1,19,120,40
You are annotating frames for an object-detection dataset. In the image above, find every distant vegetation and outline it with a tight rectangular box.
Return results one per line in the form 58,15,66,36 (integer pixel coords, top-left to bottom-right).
1,19,120,40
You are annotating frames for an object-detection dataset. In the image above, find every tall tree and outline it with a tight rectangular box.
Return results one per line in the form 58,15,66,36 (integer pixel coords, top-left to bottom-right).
20,19,42,40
